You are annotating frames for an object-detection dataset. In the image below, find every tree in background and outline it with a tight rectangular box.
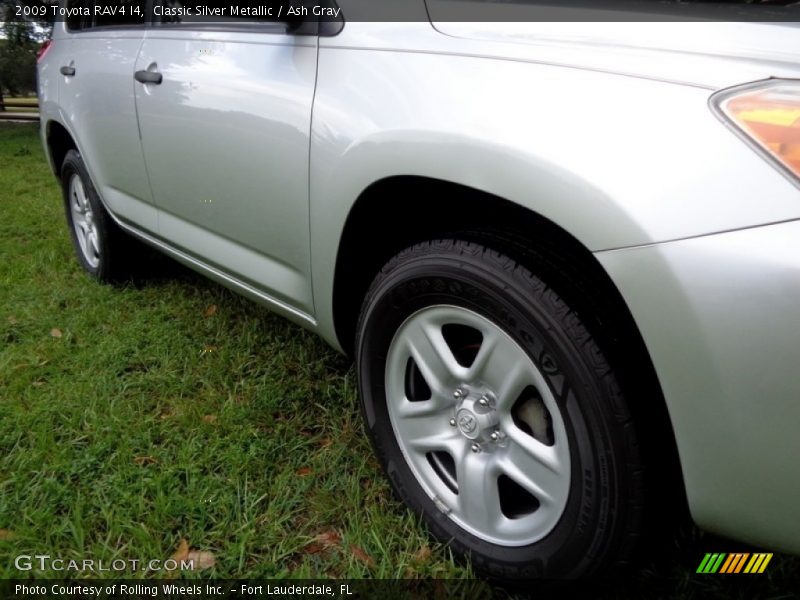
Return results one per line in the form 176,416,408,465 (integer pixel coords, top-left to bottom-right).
0,0,53,110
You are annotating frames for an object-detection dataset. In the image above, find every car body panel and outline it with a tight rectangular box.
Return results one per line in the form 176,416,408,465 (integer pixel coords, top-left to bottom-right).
309,22,800,348
37,30,63,169
431,21,800,90
597,220,800,554
307,25,800,551
47,23,159,234
133,28,319,314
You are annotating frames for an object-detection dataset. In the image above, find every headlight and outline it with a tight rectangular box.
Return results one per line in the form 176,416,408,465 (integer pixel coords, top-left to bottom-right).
712,79,800,182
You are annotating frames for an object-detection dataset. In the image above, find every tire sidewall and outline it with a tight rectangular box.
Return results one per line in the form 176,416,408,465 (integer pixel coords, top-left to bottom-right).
356,244,627,579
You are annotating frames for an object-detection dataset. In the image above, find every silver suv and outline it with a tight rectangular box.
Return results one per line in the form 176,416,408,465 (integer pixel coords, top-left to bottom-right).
38,1,800,580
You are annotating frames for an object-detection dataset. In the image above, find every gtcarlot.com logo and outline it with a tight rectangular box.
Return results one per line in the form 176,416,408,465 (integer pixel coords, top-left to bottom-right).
697,552,773,574
14,554,194,573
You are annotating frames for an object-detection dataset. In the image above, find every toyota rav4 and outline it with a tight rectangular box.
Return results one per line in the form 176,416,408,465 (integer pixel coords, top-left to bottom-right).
37,0,800,580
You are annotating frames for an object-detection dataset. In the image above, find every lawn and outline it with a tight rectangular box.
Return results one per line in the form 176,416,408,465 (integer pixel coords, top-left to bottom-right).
0,123,795,597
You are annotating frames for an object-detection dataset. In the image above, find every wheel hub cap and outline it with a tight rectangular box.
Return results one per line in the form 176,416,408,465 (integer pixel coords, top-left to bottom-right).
453,387,499,443
385,304,571,546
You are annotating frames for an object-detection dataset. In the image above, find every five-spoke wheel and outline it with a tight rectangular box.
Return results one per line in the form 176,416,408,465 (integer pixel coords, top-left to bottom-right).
357,240,643,580
386,305,570,546
68,173,101,268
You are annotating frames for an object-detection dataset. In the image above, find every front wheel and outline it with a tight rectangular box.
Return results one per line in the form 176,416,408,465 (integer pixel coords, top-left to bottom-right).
356,240,643,580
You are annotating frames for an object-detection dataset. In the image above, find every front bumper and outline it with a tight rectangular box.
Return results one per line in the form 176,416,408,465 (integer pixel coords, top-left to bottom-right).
597,219,800,554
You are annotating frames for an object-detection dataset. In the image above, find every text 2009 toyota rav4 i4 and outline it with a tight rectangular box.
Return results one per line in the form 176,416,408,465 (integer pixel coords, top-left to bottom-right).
37,0,800,580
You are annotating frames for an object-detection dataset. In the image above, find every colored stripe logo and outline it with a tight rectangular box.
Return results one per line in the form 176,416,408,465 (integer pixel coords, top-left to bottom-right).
696,553,773,574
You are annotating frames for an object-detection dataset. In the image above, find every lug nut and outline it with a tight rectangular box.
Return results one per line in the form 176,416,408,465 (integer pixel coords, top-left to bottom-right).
478,396,489,408
471,443,482,453
449,418,457,427
490,431,500,442
453,388,464,399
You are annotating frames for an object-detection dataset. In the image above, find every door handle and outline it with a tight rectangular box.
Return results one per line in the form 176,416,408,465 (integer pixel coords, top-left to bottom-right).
134,70,162,85
60,66,76,77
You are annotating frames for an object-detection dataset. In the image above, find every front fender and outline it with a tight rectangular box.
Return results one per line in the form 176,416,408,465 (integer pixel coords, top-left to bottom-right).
308,37,800,346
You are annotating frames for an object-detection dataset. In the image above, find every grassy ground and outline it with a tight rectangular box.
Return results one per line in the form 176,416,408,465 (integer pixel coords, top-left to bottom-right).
0,123,796,597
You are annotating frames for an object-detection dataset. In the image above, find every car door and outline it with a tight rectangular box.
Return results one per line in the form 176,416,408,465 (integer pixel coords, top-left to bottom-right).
133,5,319,317
57,0,157,233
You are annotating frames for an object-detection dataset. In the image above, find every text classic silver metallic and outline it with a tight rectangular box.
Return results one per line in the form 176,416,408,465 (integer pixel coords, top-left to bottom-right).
38,0,800,580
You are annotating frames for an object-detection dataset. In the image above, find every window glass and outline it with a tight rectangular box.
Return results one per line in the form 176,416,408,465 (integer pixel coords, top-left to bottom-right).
65,0,92,31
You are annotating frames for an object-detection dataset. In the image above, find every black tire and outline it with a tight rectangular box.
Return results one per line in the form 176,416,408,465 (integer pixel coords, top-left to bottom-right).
355,240,643,580
61,150,134,282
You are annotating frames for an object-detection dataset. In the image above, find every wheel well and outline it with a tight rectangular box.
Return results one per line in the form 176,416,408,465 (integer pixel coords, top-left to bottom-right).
46,121,77,178
333,175,688,524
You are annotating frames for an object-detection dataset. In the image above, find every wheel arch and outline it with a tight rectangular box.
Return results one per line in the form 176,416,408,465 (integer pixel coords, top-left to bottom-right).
333,175,688,524
45,119,78,178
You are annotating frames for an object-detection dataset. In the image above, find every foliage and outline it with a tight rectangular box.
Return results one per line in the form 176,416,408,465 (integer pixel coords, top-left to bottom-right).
0,30,36,97
0,1,52,103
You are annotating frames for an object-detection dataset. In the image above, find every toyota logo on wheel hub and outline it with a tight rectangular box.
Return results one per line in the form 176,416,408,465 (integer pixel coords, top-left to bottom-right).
457,410,478,434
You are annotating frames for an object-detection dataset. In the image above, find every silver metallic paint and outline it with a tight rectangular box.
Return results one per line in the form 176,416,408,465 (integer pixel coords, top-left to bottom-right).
597,220,800,554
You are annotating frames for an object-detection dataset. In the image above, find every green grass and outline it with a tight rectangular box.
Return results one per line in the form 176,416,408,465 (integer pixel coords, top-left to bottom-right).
0,123,465,583
0,123,796,597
